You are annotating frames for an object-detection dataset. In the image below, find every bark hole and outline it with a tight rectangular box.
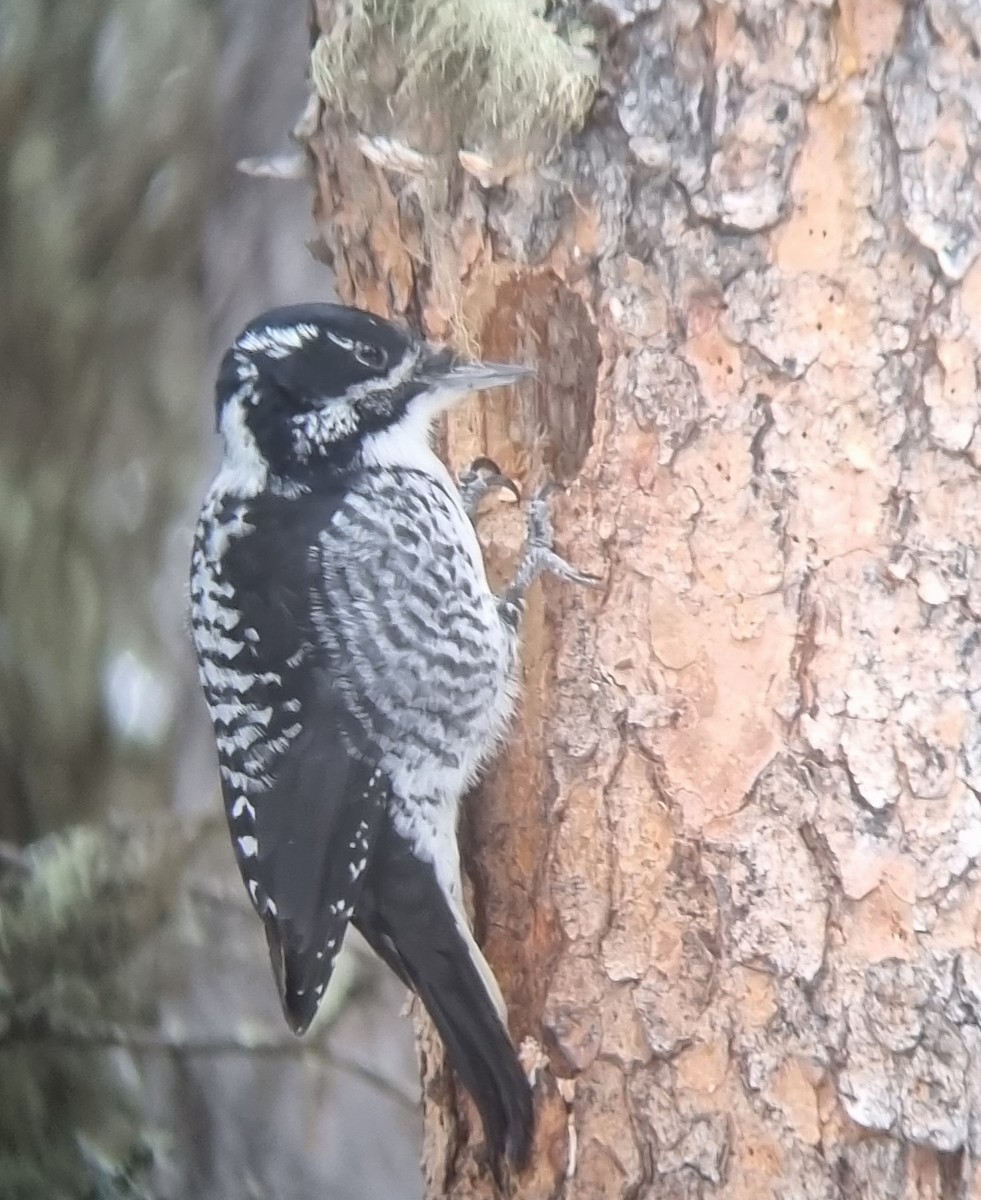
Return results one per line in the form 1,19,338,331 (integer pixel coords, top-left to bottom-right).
482,274,597,482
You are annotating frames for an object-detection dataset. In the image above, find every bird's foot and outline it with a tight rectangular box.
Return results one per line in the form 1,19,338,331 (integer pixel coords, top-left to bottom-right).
457,457,520,520
502,482,601,613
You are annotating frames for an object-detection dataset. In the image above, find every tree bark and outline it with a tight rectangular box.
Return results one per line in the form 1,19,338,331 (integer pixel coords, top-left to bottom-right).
307,1,981,1197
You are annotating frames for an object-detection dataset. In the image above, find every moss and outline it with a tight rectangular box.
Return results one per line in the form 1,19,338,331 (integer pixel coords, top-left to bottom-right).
311,0,597,162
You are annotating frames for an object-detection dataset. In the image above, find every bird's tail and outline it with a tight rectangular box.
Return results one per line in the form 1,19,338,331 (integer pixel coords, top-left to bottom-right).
355,831,533,1172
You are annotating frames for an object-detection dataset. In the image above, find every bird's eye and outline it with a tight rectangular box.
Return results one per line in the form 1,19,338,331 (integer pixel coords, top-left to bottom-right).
354,343,387,369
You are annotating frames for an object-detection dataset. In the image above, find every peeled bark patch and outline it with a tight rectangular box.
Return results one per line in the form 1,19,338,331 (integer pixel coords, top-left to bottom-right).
479,275,598,482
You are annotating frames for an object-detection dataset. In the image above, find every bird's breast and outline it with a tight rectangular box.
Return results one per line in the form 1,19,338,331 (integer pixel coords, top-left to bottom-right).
318,470,519,800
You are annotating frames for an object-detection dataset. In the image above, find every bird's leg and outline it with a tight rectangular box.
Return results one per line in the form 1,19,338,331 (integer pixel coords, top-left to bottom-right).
457,457,520,521
500,483,601,617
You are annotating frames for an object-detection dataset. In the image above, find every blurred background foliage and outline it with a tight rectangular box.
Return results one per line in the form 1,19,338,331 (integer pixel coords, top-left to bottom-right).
0,0,421,1195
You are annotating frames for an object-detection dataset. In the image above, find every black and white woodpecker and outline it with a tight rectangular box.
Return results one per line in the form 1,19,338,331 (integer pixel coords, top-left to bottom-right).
189,303,592,1170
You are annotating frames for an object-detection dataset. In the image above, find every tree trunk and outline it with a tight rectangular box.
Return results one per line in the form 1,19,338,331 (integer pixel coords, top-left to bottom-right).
307,1,981,1197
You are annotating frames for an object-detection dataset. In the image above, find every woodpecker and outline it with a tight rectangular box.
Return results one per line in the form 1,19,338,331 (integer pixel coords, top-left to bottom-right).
189,303,592,1171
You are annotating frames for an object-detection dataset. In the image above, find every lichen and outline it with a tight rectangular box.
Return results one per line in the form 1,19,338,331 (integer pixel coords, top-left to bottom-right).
0,821,181,1008
310,0,597,165
0,820,186,1198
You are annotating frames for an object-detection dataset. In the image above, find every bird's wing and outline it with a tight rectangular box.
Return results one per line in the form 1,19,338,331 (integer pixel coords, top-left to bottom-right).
209,487,392,1035
245,696,388,1035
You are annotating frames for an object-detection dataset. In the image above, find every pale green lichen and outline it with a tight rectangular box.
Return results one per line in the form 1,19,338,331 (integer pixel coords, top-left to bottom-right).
311,0,597,163
0,820,191,1198
0,821,181,1008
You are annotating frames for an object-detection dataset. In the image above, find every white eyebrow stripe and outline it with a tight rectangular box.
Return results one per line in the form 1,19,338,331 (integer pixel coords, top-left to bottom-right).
341,343,421,402
326,331,355,350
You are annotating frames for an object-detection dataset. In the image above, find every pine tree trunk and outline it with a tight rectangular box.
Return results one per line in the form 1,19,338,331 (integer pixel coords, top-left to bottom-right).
307,2,981,1196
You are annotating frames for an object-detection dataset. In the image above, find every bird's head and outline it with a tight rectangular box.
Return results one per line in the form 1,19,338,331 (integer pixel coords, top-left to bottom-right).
214,303,530,483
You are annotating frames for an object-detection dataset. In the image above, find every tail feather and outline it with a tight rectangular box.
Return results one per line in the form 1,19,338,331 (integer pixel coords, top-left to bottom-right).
263,918,326,1035
354,829,533,1171
407,937,533,1169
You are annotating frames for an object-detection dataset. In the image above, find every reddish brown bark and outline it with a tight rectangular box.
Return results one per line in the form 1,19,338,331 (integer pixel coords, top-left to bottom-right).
307,2,981,1196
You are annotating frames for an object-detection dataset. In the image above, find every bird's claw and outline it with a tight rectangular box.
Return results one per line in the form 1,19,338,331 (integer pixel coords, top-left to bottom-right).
458,457,521,519
502,482,601,612
524,484,600,588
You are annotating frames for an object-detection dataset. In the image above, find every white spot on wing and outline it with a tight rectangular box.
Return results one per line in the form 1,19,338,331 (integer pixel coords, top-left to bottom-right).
238,835,259,857
216,723,264,754
221,767,258,791
231,795,255,820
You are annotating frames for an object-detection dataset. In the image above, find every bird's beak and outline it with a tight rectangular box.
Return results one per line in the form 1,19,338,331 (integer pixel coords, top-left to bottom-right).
420,347,534,394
